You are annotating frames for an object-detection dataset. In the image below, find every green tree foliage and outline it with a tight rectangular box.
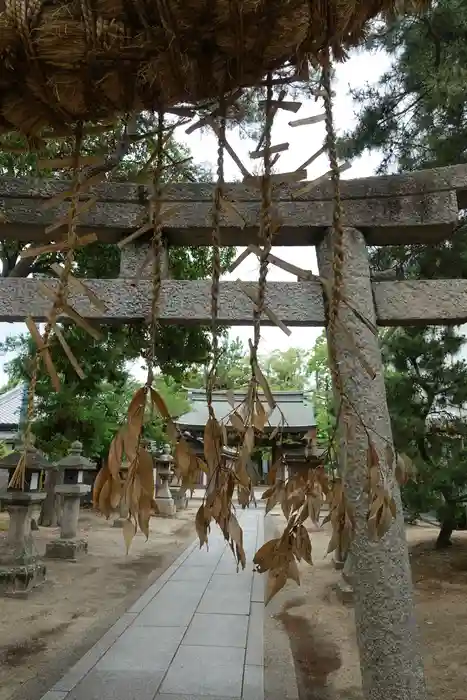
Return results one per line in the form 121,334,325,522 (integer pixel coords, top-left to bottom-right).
262,347,311,390
342,0,467,545
341,0,467,172
185,337,251,390
307,331,334,443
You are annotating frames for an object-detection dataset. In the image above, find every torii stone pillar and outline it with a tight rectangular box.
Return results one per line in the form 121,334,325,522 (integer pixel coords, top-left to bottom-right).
317,228,426,700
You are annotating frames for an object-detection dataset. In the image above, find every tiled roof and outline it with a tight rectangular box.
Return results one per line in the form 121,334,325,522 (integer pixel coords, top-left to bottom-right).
0,383,27,428
177,389,316,433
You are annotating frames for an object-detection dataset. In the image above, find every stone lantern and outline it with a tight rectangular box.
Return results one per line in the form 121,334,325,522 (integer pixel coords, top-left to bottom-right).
45,441,94,560
0,439,53,595
154,444,176,517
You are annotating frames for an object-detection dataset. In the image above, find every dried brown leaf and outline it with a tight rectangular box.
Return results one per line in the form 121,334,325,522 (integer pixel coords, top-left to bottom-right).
266,489,280,514
149,387,171,418
261,486,276,500
307,493,322,524
377,501,393,539
93,464,110,509
287,557,301,585
195,504,211,548
110,477,122,509
253,399,268,431
174,439,193,477
123,518,137,554
137,495,152,539
98,476,112,518
269,424,280,441
137,448,155,497
368,464,380,493
230,411,245,433
226,390,236,408
326,527,340,555
244,426,255,455
294,525,312,564
107,430,124,478
254,538,279,573
166,419,179,444
266,568,288,604
252,359,276,411
204,416,222,472
368,441,379,468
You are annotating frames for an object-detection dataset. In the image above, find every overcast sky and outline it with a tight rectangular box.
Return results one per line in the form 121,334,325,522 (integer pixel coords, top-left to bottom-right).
0,48,393,386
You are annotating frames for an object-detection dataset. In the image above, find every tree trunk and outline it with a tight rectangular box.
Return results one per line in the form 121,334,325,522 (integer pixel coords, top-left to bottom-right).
39,468,64,527
317,228,427,700
436,501,458,549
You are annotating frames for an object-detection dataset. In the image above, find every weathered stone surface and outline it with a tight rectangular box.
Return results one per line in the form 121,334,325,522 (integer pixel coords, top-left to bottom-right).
45,538,88,560
1,163,466,202
0,561,46,595
317,228,427,700
374,279,467,325
0,191,458,246
0,279,326,325
119,243,171,279
1,277,467,327
334,577,354,605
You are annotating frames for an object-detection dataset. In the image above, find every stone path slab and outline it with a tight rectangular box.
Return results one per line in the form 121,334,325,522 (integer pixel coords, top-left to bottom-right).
40,507,264,700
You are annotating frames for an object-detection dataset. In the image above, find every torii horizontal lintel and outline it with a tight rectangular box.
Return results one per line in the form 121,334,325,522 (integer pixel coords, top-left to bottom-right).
1,278,467,327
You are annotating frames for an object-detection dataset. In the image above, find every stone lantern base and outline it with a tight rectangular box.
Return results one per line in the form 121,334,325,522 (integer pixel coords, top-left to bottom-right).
0,491,47,596
154,495,176,517
45,484,90,561
45,538,88,560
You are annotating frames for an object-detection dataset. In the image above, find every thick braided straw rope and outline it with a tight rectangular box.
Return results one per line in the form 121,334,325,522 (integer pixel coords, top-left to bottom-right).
0,0,427,136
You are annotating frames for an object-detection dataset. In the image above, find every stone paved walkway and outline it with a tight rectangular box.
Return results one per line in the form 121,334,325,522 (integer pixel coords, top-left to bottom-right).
41,506,264,700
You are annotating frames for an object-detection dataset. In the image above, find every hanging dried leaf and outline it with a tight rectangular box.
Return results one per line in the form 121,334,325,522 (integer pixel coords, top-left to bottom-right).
226,390,236,408
123,518,137,554
287,557,300,585
108,431,124,478
150,387,171,419
195,504,211,548
174,439,193,477
137,447,155,497
294,525,312,565
98,477,112,518
93,464,110,509
204,416,222,472
252,357,276,411
254,538,280,573
253,398,268,431
110,477,122,509
244,426,255,455
267,457,281,485
230,411,245,433
385,444,394,468
266,568,288,604
138,494,152,539
166,419,179,444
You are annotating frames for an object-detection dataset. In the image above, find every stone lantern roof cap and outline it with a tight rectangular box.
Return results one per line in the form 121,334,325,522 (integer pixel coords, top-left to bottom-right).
56,440,96,471
0,437,53,471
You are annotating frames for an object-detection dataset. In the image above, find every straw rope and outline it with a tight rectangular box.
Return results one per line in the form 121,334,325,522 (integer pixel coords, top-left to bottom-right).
206,103,225,417
146,110,165,390
0,1,427,137
8,125,84,488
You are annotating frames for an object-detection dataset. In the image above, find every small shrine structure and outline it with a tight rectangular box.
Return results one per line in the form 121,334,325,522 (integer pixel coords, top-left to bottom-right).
177,388,317,483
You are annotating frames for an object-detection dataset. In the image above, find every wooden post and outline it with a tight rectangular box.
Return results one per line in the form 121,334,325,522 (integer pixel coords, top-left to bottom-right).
317,228,427,700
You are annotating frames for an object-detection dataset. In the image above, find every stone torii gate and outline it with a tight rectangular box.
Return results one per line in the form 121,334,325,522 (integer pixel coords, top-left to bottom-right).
1,163,467,700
